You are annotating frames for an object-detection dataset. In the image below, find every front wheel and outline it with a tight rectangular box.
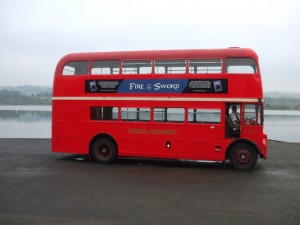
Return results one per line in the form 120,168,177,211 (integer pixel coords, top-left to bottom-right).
91,138,117,163
229,143,258,170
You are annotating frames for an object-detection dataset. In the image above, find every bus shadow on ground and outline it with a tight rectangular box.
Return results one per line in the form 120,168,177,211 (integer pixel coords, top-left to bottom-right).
59,154,229,170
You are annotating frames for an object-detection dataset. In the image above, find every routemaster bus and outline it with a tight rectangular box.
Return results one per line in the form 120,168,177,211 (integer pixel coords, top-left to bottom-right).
52,48,268,170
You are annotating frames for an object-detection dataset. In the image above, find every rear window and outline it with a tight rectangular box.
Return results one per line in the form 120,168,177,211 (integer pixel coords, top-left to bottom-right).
225,58,257,74
63,61,89,75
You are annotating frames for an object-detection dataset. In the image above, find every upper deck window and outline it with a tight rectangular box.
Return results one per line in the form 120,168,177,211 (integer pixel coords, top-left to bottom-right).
155,59,186,74
189,59,222,74
122,60,152,74
226,58,258,74
92,60,120,75
63,61,89,75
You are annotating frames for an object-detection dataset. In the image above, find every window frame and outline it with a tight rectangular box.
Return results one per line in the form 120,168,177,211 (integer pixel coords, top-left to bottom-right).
122,59,153,75
62,61,89,76
225,57,258,74
154,59,187,75
188,58,222,74
121,107,151,122
243,104,263,126
90,106,119,121
91,60,121,75
188,108,221,124
153,107,185,123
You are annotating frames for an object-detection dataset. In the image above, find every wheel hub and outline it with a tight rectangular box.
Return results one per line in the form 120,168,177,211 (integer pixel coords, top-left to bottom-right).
235,149,251,164
240,154,246,160
97,145,110,157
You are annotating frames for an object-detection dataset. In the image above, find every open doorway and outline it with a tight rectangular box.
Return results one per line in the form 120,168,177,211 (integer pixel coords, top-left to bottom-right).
225,103,241,138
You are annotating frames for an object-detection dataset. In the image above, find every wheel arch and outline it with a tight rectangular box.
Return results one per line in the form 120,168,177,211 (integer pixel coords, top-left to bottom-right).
225,138,262,160
89,133,118,156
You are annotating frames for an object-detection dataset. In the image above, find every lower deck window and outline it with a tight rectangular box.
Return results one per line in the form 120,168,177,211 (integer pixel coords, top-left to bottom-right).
188,109,221,123
91,106,222,124
121,108,150,121
154,108,184,122
91,106,118,120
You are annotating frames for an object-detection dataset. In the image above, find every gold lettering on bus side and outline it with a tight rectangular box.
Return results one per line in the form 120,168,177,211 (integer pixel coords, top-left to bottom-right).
128,128,148,134
128,128,176,135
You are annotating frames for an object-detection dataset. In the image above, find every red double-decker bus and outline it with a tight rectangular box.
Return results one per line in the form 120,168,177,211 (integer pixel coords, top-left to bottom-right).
52,48,268,170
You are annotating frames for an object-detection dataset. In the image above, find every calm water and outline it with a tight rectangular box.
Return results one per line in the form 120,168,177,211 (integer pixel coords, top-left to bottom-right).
0,106,52,138
0,106,299,143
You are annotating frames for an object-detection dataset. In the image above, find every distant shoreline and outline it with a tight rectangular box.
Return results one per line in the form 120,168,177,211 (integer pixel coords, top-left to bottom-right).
0,103,300,111
1,87,300,110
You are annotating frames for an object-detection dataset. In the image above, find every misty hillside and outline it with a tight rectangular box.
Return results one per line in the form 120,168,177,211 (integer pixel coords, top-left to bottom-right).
0,86,52,105
0,86,299,98
264,91,300,99
264,91,300,110
0,85,52,95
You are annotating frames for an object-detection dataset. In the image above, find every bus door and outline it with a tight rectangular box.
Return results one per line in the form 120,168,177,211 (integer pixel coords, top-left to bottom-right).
225,103,241,138
240,104,264,142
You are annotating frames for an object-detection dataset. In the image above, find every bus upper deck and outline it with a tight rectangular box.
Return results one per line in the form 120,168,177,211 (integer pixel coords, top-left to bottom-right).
53,48,263,100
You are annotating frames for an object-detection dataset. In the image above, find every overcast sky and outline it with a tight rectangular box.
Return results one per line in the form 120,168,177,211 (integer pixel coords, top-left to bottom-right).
1,0,299,92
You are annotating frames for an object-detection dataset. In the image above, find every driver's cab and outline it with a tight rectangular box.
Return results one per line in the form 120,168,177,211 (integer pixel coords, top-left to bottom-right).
225,103,264,139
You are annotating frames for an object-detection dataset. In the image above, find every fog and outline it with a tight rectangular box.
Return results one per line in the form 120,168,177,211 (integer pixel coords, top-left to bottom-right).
1,0,299,92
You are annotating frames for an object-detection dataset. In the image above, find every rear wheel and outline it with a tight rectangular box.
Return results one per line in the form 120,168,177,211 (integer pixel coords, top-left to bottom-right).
229,143,258,170
91,138,117,163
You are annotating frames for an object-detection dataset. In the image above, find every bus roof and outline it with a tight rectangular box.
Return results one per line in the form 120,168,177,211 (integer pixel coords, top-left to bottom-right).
58,48,258,62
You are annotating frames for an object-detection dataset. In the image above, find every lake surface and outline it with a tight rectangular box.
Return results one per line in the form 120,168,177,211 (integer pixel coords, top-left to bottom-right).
0,106,299,143
0,106,52,139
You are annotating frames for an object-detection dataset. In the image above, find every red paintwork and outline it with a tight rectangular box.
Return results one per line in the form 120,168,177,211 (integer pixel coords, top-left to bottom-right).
52,48,267,161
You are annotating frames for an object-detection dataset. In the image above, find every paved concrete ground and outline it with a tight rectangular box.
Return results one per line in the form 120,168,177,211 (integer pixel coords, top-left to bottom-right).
0,139,299,225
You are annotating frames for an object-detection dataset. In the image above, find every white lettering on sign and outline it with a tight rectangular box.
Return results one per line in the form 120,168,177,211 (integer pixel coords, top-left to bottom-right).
154,83,180,91
129,83,145,90
129,82,180,91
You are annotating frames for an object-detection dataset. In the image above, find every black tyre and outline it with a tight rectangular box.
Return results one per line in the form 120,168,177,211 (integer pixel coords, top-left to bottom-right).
229,143,258,170
91,138,117,163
